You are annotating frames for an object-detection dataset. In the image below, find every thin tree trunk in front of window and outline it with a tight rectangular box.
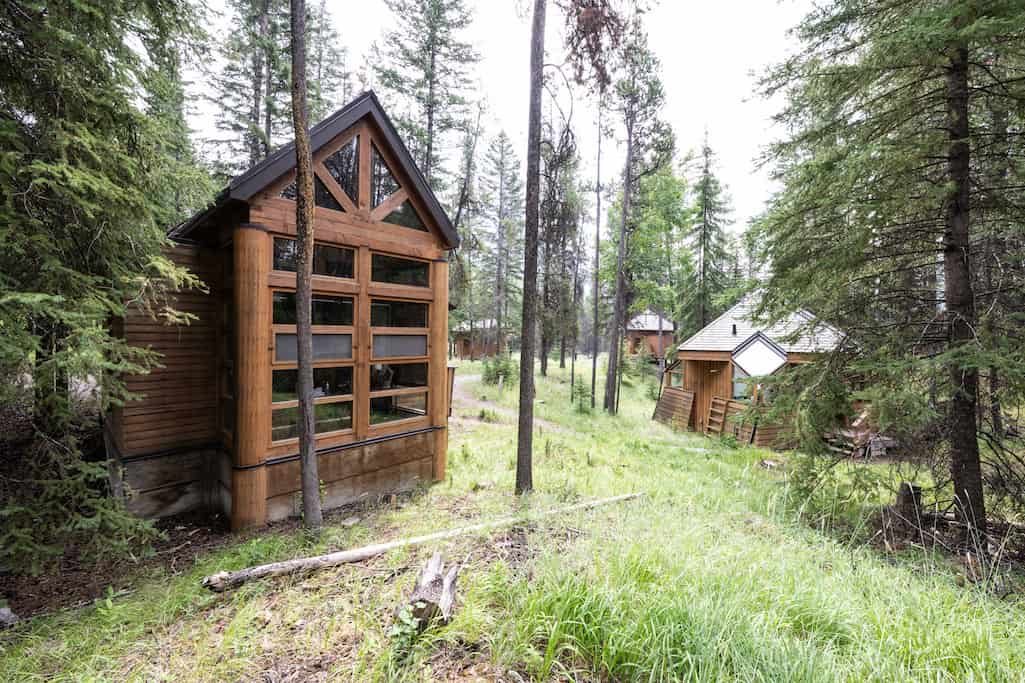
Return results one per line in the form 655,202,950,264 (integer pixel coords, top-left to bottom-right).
289,0,323,530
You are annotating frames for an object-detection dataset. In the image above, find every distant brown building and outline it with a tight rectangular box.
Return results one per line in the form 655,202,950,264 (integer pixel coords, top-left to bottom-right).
625,312,674,358
451,319,498,360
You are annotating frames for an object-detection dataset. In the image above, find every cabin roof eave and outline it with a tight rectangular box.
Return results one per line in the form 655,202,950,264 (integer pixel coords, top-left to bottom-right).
169,91,459,249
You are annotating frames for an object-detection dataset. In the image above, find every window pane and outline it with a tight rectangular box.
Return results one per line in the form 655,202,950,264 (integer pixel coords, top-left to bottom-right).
273,239,355,279
273,292,353,326
370,393,427,425
323,135,359,202
272,402,353,441
733,367,751,400
313,243,355,278
280,180,297,200
273,237,299,271
314,175,343,212
370,362,428,392
371,143,401,207
373,334,427,358
273,366,353,402
370,300,428,327
275,333,352,362
382,199,428,232
670,372,684,388
371,254,429,287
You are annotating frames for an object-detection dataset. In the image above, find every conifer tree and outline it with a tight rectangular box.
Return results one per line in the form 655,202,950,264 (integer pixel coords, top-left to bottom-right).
372,0,479,188
759,0,1025,543
689,135,732,330
0,0,205,571
479,131,525,353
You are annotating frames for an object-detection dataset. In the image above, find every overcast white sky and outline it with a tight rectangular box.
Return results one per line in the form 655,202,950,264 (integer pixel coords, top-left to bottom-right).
193,0,811,233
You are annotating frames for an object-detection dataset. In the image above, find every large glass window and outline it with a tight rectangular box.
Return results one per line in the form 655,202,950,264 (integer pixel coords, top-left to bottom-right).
370,393,426,425
382,200,428,232
272,402,353,441
371,144,401,207
373,334,427,359
314,175,343,212
370,300,428,328
371,254,429,287
273,366,353,403
323,135,359,202
369,363,428,392
275,333,352,362
273,292,353,326
273,238,355,279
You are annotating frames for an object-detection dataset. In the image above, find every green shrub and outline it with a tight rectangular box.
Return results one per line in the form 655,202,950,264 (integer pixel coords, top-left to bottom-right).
571,380,591,413
482,355,518,386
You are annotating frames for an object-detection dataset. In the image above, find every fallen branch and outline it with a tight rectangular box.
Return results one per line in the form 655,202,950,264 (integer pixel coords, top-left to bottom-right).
202,492,644,592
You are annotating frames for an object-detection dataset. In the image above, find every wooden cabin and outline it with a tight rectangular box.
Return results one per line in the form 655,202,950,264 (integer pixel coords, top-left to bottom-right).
654,295,841,449
106,92,458,529
451,319,499,360
626,312,674,358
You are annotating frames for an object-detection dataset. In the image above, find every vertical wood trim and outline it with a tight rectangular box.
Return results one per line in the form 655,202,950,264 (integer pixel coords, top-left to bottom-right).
355,245,372,440
232,226,270,529
358,124,372,216
430,259,449,479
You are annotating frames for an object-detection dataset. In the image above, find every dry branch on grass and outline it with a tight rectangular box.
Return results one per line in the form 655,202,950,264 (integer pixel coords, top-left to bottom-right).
202,493,644,592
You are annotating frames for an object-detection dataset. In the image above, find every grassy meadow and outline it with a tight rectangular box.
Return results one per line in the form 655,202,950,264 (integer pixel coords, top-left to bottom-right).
2,357,1024,681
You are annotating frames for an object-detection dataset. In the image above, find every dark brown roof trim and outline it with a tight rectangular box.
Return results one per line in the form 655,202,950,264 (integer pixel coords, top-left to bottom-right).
171,91,459,249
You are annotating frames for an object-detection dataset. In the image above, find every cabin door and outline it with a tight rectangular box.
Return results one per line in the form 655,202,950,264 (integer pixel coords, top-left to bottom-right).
684,360,731,432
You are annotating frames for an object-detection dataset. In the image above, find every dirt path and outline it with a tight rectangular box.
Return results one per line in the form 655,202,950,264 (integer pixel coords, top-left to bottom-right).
450,374,566,433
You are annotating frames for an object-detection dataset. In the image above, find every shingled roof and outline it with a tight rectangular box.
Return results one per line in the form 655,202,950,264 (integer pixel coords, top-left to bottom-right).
677,293,842,354
170,91,459,249
627,312,673,332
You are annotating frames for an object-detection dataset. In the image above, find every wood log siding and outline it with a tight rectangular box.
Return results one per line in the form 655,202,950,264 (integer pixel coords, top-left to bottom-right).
116,244,220,456
653,387,694,430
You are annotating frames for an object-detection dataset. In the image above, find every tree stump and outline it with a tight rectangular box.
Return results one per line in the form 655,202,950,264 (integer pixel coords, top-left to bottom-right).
402,552,459,630
882,482,922,545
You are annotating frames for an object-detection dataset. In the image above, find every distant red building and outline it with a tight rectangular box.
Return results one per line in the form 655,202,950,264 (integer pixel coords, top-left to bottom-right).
626,312,674,358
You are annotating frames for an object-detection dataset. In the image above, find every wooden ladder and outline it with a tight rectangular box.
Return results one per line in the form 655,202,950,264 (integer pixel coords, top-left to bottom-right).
706,396,728,436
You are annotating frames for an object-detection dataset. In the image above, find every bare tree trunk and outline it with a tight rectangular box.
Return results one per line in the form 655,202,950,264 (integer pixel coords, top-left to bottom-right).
517,0,546,495
603,117,632,414
944,42,985,544
290,0,322,530
496,151,507,354
591,104,602,410
656,312,665,384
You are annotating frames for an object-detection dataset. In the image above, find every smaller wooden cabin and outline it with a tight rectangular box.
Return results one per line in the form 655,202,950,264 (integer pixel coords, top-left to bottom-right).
107,92,458,529
451,319,499,360
626,312,674,358
655,295,841,449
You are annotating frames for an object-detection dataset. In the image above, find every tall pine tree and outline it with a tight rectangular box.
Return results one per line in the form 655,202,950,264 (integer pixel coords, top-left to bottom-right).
688,134,732,331
372,0,479,188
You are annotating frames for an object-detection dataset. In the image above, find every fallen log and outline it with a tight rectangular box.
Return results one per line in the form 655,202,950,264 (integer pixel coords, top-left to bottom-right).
202,492,644,592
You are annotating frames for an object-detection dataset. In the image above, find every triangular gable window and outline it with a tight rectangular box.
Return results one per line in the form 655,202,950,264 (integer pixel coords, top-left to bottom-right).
314,175,343,212
323,135,359,202
278,176,345,213
382,200,428,232
371,143,401,208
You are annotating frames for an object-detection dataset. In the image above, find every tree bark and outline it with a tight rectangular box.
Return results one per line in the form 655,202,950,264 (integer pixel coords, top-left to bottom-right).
290,0,322,530
517,0,546,495
943,42,985,543
603,117,632,414
263,7,276,158
591,104,602,410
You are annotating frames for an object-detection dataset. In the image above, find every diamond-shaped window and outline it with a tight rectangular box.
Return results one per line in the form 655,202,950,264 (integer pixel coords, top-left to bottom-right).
323,135,359,203
382,200,427,232
732,335,787,377
371,144,401,208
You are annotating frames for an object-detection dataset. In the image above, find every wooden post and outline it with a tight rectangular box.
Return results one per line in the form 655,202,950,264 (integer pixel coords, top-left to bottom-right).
431,258,449,480
355,245,371,441
232,224,271,529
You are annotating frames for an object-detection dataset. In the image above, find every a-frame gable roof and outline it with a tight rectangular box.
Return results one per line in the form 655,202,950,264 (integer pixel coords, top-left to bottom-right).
677,293,843,354
172,91,459,248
